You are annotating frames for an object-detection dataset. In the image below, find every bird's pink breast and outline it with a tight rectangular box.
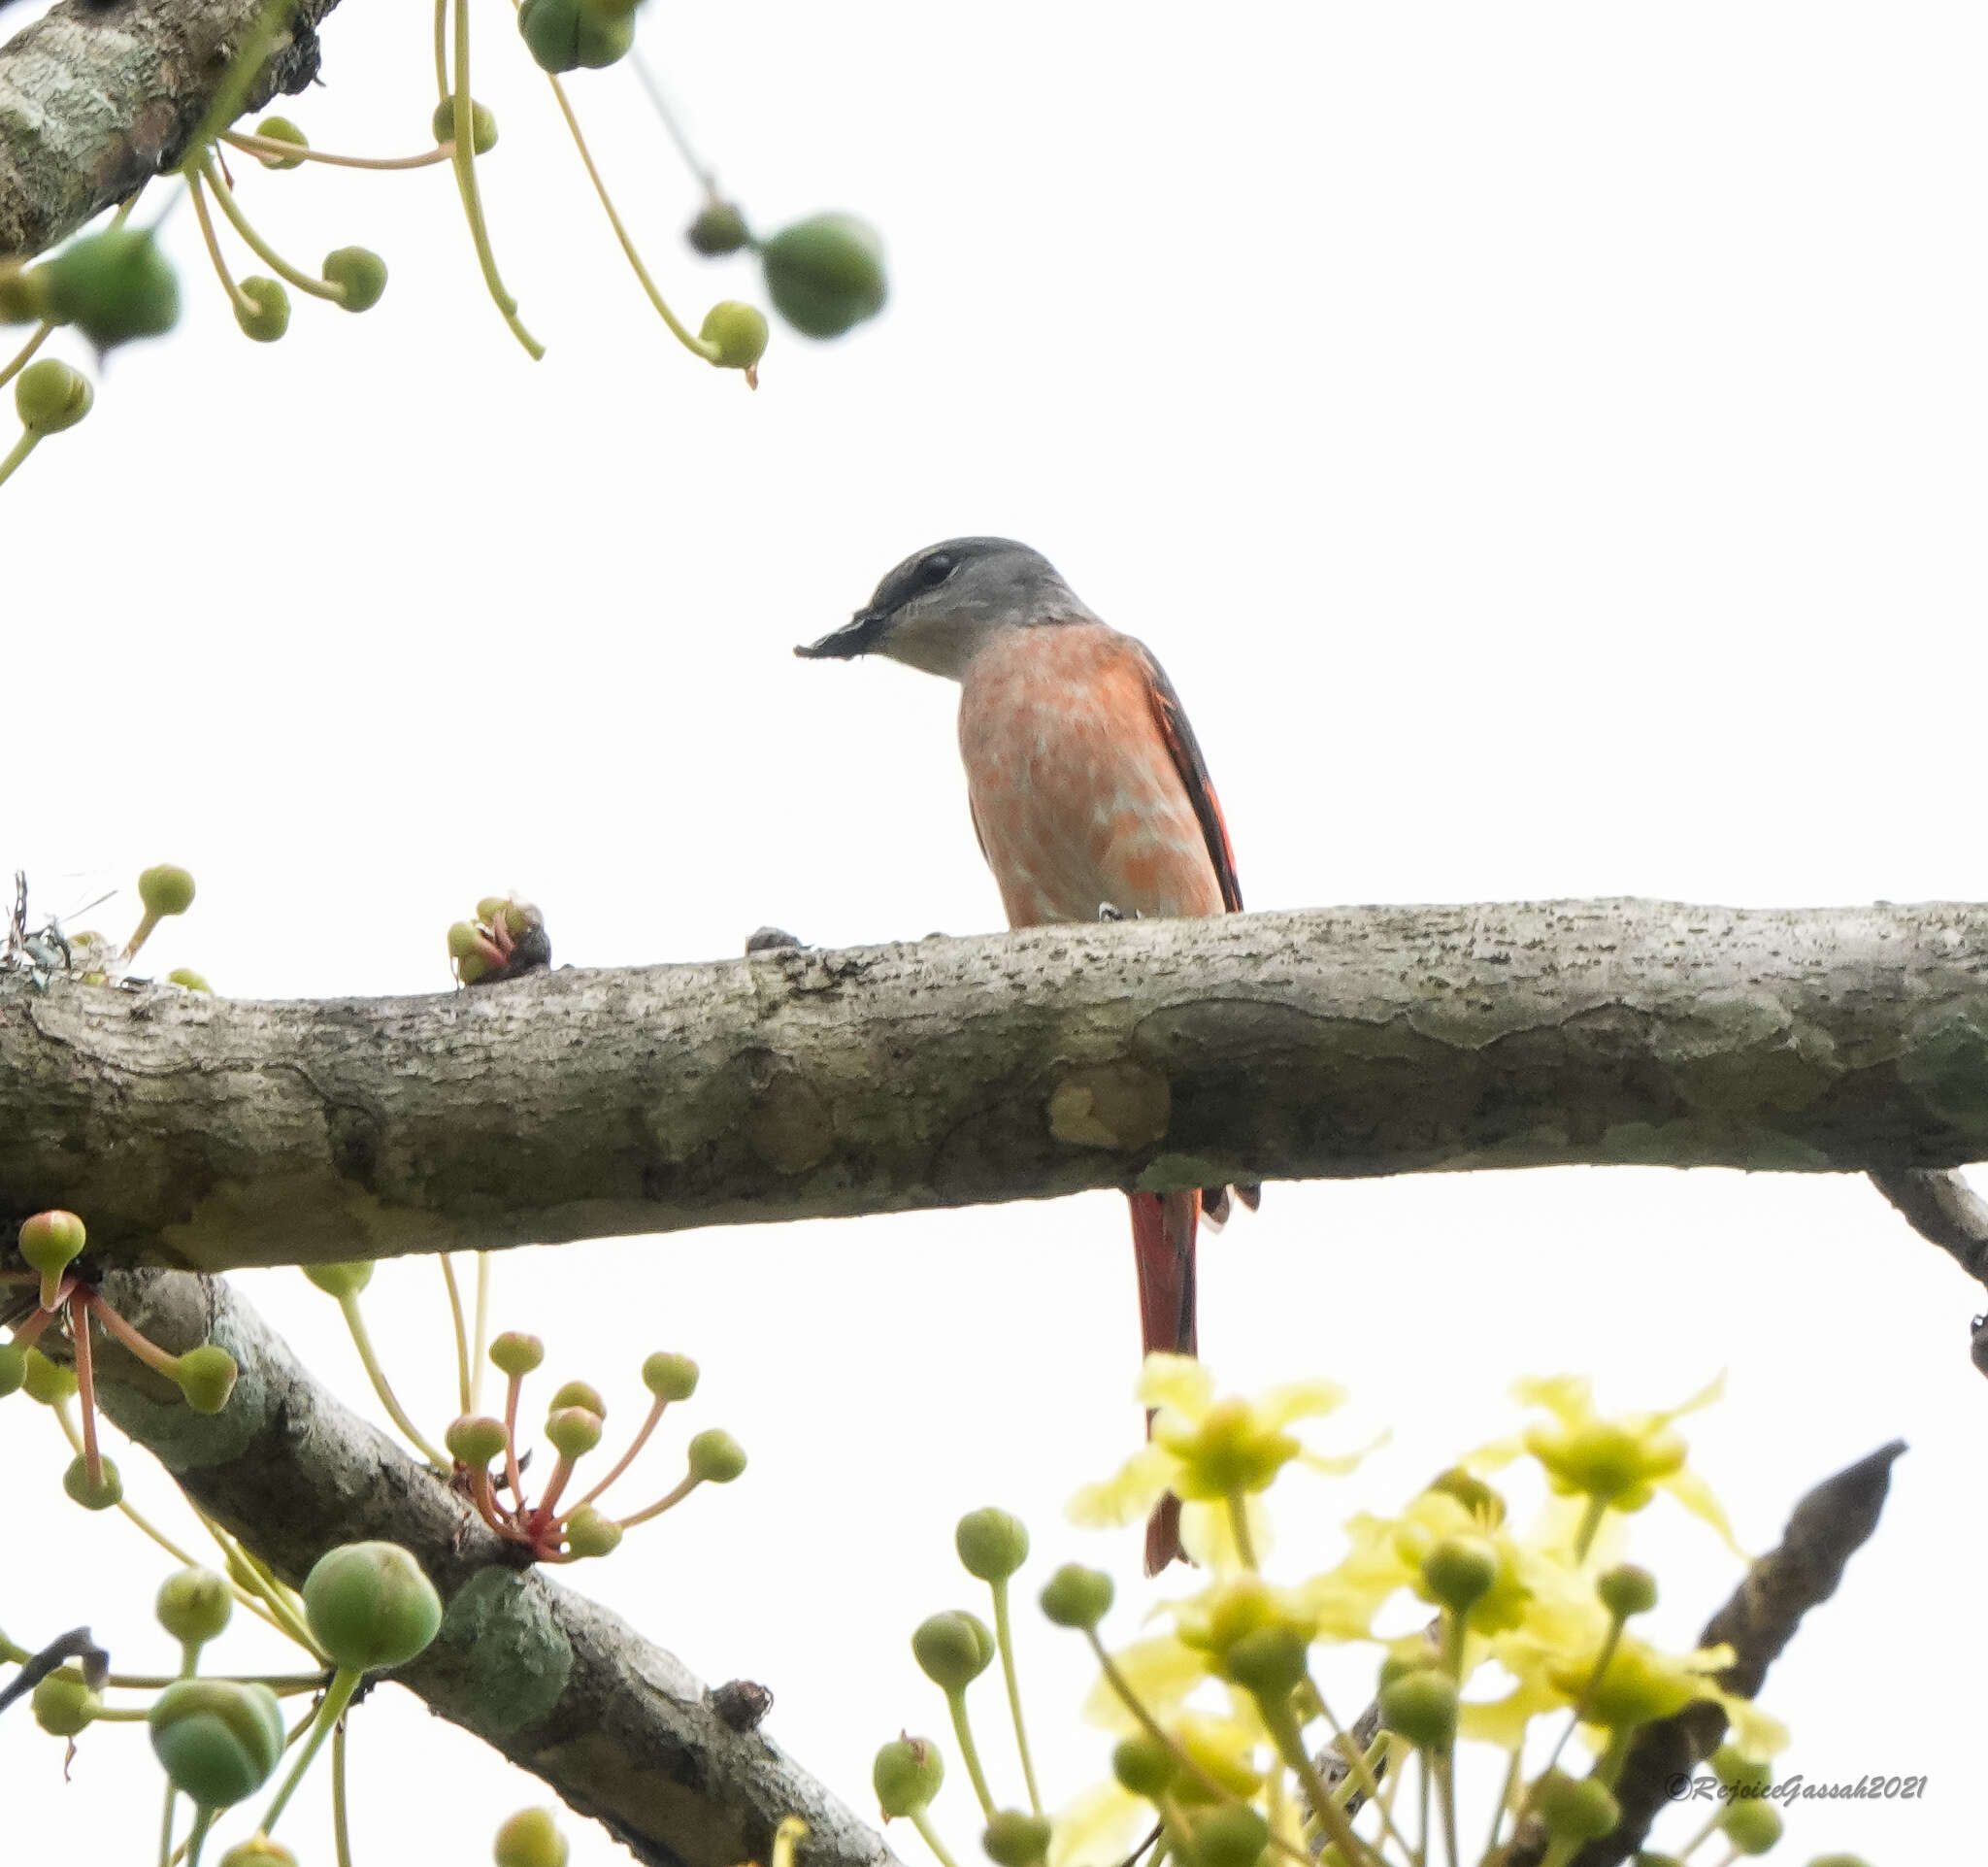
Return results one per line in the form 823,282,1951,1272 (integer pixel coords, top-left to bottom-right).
957,622,1223,929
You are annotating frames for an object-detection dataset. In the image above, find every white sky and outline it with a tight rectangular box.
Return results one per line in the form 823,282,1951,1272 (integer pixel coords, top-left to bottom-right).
5,3,1984,1861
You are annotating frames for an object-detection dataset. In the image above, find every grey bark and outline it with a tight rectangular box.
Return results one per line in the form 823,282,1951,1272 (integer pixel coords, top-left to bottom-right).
86,1265,903,1867
8,900,1988,1276
0,0,338,258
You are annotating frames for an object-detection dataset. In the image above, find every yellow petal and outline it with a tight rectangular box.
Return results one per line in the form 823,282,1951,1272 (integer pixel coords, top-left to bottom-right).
1656,1368,1727,1425
1138,1352,1214,1417
1258,1378,1348,1429
1179,1493,1272,1570
1511,1373,1593,1426
1070,1445,1176,1528
1660,1466,1747,1558
1082,1634,1209,1730
1048,1781,1148,1867
1714,1693,1790,1760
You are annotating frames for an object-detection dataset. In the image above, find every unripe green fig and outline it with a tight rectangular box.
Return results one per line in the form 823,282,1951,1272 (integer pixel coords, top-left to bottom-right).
157,1566,234,1645
955,1507,1029,1582
149,1678,285,1806
700,300,768,372
304,1260,374,1300
494,1806,570,1867
33,1665,100,1736
14,358,92,435
235,277,290,343
64,1452,123,1510
517,0,631,73
303,1541,443,1671
42,227,180,347
433,97,500,154
322,248,387,313
175,1344,240,1415
641,1351,698,1400
686,200,749,256
253,117,309,169
759,214,886,339
687,1427,746,1483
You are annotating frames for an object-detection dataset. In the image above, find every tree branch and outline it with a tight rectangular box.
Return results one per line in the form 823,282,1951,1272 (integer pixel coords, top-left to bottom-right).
0,0,340,259
10,900,1988,1275
88,1265,903,1867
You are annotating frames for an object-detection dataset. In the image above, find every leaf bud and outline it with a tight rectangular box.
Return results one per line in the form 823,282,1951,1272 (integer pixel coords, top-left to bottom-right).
954,1507,1029,1582
156,1566,234,1645
322,247,387,313
14,358,92,435
1038,1563,1112,1630
432,97,500,155
303,1541,444,1671
494,1807,570,1867
687,1427,746,1483
149,1678,285,1806
981,1811,1052,1867
911,1610,995,1692
873,1734,944,1817
252,117,310,169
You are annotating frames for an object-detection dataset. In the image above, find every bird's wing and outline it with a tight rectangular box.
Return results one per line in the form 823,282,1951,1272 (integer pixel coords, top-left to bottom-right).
1137,647,1242,914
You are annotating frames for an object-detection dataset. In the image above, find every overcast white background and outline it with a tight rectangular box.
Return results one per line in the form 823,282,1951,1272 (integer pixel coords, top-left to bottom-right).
4,4,1983,1861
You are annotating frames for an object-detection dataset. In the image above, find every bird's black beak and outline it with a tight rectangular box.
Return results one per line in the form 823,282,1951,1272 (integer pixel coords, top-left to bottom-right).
795,607,889,659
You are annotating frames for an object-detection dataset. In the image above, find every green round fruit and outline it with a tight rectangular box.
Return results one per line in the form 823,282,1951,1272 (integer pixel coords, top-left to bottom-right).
494,1807,570,1867
303,1541,443,1671
447,1415,510,1466
18,1208,86,1277
545,1406,603,1459
759,214,886,339
564,1505,622,1559
139,864,196,917
517,0,632,73
157,1566,234,1645
548,1380,605,1417
149,1678,284,1807
33,1666,99,1736
641,1351,698,1400
700,300,768,372
235,276,290,344
42,228,180,347
1189,1803,1269,1867
175,1344,239,1416
432,97,500,155
253,117,309,169
490,1331,545,1377
687,1427,746,1483
322,248,387,314
14,359,92,435
63,1453,122,1510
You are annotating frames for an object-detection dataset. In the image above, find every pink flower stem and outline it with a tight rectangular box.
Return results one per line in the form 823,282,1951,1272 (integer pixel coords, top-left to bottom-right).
574,1392,667,1511
79,1290,182,1378
69,1292,103,1485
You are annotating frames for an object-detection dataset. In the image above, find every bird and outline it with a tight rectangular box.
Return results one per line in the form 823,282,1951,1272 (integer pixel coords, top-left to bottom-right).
797,536,1253,1572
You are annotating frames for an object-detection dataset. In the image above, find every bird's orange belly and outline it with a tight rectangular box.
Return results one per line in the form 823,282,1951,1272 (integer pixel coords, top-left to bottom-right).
958,628,1222,929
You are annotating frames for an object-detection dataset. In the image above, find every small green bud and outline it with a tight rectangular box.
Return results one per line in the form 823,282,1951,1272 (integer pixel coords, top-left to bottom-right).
0,259,49,323
322,247,387,313
432,97,500,154
873,1734,944,1817
1223,1623,1309,1699
1039,1563,1112,1630
1534,1770,1620,1845
175,1344,239,1416
687,200,750,256
548,1380,606,1417
304,1260,374,1300
157,1566,234,1645
1420,1535,1499,1616
955,1507,1029,1582
545,1406,603,1460
0,1343,25,1396
21,1347,77,1405
235,277,290,344
1189,1803,1269,1867
564,1504,623,1559
218,1839,299,1866
42,227,180,347
494,1807,570,1867
1719,1801,1783,1853
1802,1857,1873,1867
641,1351,699,1400
760,213,887,339
303,1541,443,1671
18,1209,86,1309
139,864,196,917
911,1610,995,1692
687,1427,746,1483
1377,1668,1458,1750
447,1415,511,1467
491,1331,545,1377
32,1665,100,1736
253,117,310,169
517,0,632,72
1422,1466,1508,1526
167,968,213,992
1710,1747,1773,1791
1597,1562,1659,1619
981,1811,1052,1867
14,358,92,435
1111,1732,1177,1799
700,299,768,372
149,1679,284,1806
447,920,488,961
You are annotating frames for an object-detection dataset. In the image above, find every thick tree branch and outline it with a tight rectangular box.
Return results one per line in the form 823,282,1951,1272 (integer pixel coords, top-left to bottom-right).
0,0,338,258
88,1265,902,1867
10,901,1988,1275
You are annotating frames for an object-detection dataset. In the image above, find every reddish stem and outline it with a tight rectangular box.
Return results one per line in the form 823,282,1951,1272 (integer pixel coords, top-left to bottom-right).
69,1292,103,1486
535,1452,578,1522
572,1392,667,1515
10,1304,59,1351
502,1372,525,1505
79,1291,182,1378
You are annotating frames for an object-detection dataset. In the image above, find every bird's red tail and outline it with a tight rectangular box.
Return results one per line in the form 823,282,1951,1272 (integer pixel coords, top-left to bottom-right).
1128,1187,1199,1575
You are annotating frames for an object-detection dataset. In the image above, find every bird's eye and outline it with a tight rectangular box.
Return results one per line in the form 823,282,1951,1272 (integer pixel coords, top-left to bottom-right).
917,553,956,589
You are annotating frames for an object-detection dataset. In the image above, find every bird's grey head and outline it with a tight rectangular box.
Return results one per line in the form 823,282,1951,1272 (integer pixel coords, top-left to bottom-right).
795,536,1097,681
